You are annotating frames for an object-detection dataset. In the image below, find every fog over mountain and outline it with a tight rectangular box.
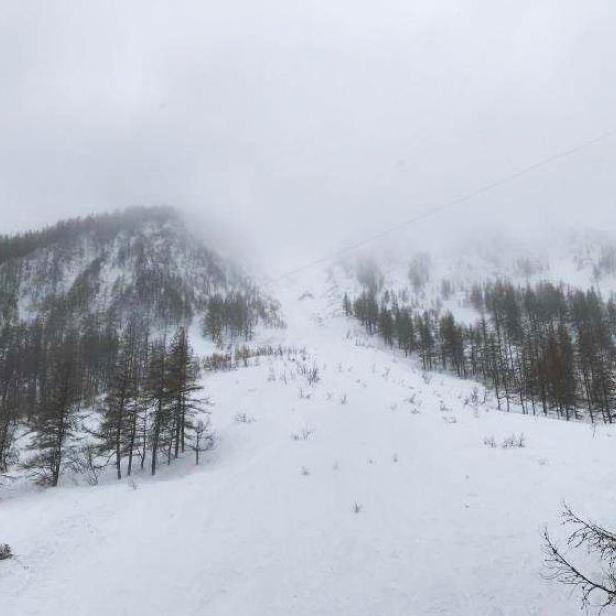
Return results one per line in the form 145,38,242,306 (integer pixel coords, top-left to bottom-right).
5,5,616,616
2,1,616,270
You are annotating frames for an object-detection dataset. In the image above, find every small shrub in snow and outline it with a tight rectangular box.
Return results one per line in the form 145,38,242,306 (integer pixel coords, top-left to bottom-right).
502,433,525,449
302,363,320,386
192,417,215,466
484,434,526,448
340,393,348,405
291,427,314,441
203,352,236,372
353,501,363,514
233,412,256,424
392,453,398,463
483,435,497,448
300,466,310,476
0,544,12,561
470,387,481,406
67,444,106,486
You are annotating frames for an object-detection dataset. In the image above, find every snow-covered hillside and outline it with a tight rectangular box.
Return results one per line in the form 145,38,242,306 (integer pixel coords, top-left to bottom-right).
338,228,616,330
0,207,278,329
1,266,614,615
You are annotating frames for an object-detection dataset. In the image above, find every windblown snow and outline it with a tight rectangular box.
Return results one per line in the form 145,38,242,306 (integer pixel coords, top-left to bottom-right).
1,267,614,615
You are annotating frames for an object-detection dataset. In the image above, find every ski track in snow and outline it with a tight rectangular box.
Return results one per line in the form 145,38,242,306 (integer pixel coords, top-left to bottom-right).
1,268,615,615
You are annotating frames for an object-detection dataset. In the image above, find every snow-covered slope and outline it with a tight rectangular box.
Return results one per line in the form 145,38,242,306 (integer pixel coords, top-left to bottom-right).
338,228,616,329
1,266,614,615
0,207,276,328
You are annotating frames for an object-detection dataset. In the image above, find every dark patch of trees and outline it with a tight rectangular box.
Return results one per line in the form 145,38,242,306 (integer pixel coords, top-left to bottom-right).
0,206,283,334
0,310,210,485
348,280,616,423
201,291,280,345
0,206,285,485
0,207,291,485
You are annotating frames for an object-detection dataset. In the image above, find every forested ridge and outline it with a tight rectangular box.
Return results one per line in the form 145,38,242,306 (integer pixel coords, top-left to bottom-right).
0,206,281,328
0,207,282,485
346,278,616,423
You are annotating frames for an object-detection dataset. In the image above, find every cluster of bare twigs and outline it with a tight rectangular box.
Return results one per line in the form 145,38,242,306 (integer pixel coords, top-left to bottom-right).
543,503,616,611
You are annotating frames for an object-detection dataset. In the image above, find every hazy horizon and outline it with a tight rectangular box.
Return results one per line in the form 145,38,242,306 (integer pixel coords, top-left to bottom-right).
2,1,616,269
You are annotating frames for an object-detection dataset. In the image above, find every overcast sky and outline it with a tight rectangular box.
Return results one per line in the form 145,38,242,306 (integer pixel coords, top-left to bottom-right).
1,1,616,268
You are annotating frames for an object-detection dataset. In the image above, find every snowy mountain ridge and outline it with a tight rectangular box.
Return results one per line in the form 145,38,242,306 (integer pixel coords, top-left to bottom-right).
0,207,277,330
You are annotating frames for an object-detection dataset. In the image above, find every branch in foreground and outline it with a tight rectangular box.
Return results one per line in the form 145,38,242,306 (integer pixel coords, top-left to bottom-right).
543,508,616,612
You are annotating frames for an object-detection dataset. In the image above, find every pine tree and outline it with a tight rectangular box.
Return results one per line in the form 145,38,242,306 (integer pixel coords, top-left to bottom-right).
97,326,138,479
144,338,171,477
26,336,82,486
166,327,204,459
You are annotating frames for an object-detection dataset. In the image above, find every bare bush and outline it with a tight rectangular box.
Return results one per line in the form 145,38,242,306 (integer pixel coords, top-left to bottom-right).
544,503,616,611
203,345,306,372
0,543,12,561
233,412,256,424
483,435,497,448
291,427,314,441
464,387,481,408
298,361,320,386
67,444,106,486
203,352,235,372
193,417,215,466
502,433,525,448
306,365,320,386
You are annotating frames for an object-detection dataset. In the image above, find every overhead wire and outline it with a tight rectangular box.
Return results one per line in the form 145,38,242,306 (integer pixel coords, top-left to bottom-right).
275,129,615,281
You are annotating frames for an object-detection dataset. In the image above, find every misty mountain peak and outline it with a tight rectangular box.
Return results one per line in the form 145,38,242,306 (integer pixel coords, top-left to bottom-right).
0,207,276,331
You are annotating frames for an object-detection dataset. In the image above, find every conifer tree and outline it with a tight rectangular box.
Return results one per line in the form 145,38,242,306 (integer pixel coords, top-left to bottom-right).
97,325,138,479
26,336,82,486
166,327,203,459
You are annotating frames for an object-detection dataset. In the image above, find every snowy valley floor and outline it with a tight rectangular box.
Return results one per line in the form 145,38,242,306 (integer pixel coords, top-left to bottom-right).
2,271,616,615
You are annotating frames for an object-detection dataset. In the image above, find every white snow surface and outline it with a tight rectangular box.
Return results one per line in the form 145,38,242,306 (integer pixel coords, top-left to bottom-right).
1,267,615,615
